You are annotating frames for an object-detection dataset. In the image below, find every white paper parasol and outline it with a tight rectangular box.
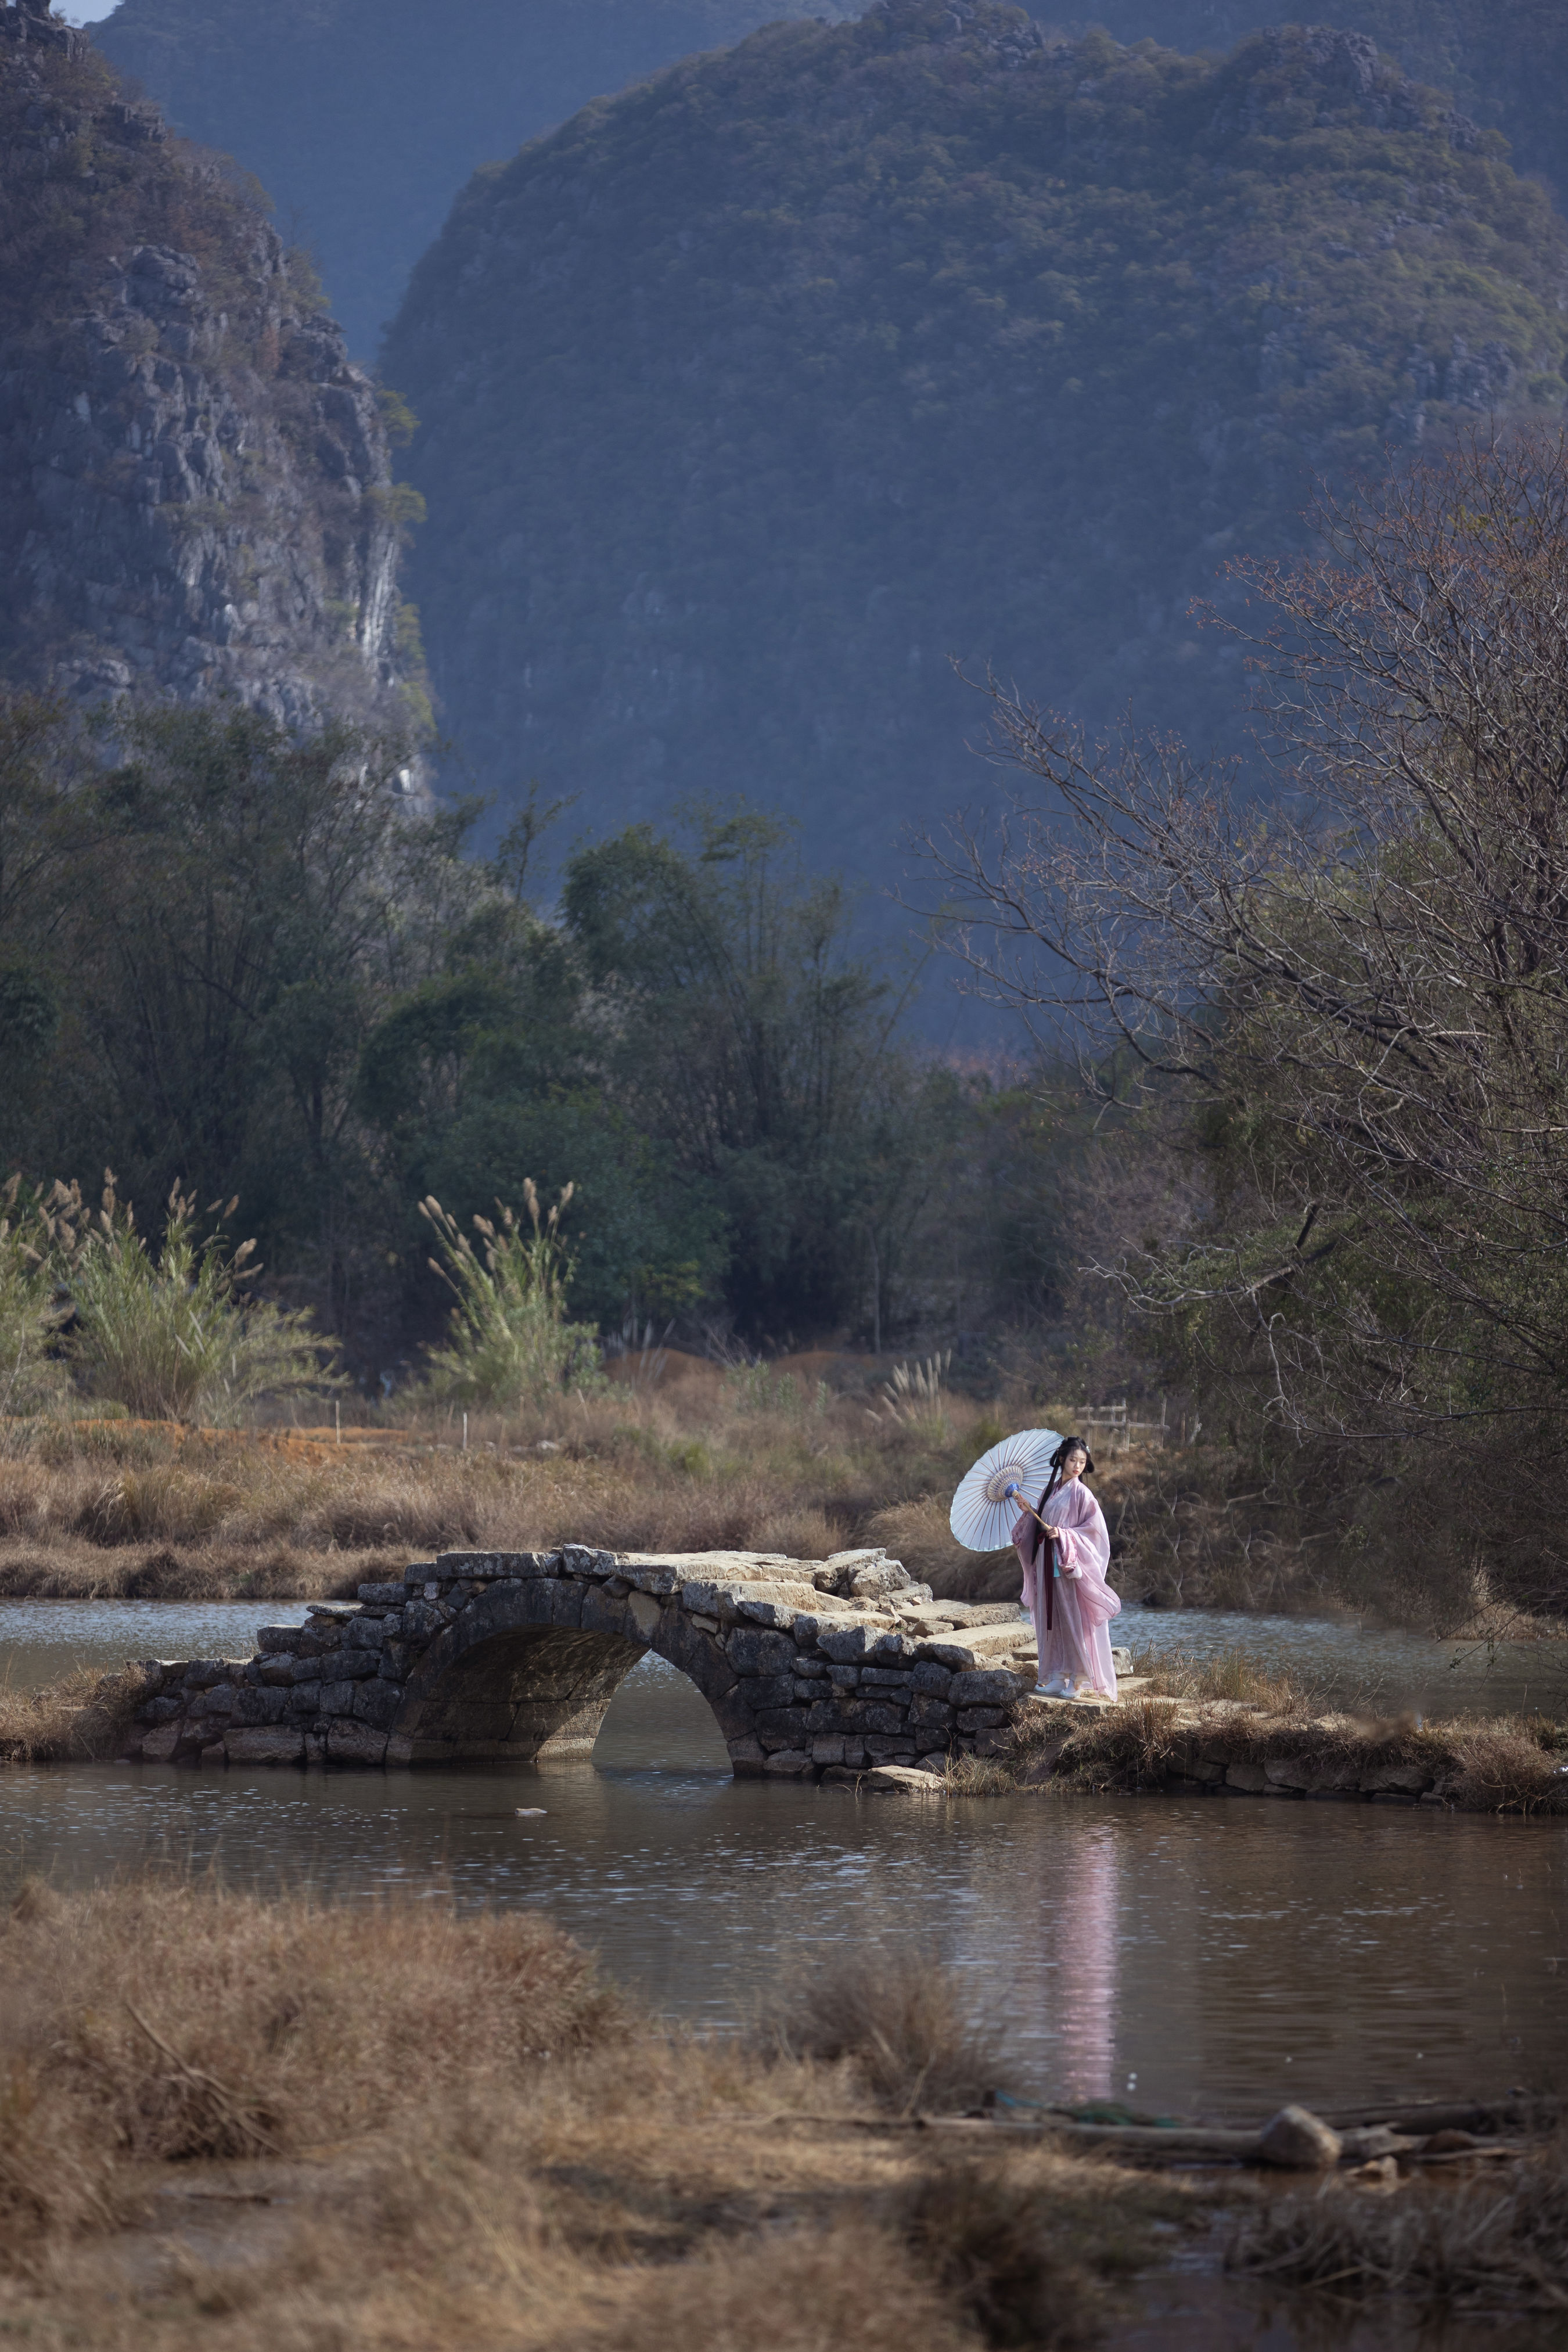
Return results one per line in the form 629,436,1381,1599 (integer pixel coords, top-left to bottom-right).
949,1427,1064,1553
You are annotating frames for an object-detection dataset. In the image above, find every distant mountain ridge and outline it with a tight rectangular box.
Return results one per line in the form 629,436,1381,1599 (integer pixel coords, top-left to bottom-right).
1083,0,1568,210
0,14,411,730
94,0,1568,364
96,0,858,355
382,0,1568,875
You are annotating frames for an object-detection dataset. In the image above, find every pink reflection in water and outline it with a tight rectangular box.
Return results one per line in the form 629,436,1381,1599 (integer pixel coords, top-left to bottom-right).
1048,1828,1119,2102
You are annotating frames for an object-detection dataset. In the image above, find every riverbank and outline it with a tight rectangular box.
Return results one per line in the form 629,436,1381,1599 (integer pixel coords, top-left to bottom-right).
974,1653,1568,1814
0,1380,1012,1605
0,1879,1200,2351
1,1879,1562,2350
4,1646,1565,1812
4,1377,1538,1631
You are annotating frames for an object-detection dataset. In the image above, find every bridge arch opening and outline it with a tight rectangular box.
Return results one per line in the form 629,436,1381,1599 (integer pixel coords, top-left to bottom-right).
589,1652,735,1775
391,1583,741,1767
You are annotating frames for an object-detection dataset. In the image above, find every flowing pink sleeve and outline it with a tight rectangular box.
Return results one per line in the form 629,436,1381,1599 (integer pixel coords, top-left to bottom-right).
1056,1488,1120,1628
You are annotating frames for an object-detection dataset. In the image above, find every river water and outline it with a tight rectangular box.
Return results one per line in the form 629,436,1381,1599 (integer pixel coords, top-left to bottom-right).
3,1595,1565,2128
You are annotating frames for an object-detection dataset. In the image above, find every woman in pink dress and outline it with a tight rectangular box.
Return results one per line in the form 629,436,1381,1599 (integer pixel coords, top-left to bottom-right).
1012,1436,1121,1700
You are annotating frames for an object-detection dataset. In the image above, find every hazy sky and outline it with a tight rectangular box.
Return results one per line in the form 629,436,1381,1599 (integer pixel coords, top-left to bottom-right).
65,2,121,18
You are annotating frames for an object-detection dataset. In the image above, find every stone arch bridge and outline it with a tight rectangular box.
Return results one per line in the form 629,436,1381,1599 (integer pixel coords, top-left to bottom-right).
125,1546,1046,1781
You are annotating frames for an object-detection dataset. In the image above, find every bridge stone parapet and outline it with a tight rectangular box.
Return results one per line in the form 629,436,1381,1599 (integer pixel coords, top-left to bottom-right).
123,1544,1043,1778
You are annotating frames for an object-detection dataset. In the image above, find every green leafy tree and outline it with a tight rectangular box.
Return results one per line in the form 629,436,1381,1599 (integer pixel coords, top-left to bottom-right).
416,1095,722,1331
563,807,939,1339
5,700,495,1355
0,696,106,1173
353,870,724,1324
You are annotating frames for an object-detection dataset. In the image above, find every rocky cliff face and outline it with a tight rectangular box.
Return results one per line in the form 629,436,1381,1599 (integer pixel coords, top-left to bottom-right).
0,5,412,732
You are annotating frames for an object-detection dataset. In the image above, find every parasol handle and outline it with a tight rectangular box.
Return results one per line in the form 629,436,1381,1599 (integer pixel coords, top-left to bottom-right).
1002,1481,1055,1536
1005,1483,1064,1601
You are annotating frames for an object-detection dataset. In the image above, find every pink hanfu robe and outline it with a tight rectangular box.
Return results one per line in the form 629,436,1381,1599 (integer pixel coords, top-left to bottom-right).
1012,1476,1121,1698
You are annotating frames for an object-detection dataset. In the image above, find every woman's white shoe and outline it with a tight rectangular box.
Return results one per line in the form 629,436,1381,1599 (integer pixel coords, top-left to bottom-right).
1033,1674,1070,1699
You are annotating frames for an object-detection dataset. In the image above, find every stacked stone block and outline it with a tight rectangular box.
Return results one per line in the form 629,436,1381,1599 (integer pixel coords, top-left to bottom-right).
131,1583,414,1767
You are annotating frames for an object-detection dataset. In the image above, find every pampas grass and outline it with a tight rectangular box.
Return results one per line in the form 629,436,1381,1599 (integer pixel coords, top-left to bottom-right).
420,1188,603,1408
63,1177,335,1423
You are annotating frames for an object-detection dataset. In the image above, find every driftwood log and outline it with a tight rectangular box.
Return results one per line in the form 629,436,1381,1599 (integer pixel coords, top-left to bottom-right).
750,2094,1556,2169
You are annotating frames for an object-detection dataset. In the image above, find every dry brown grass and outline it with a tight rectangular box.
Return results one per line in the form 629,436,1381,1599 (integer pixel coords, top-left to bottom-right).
0,1661,148,1761
906,2160,1164,2352
868,1495,1016,1600
0,1880,1203,2352
564,2224,976,2352
1133,1648,1307,1713
1441,1721,1568,1813
1229,2133,1568,2309
760,1948,1005,2116
995,1651,1568,1813
0,1379,1013,1596
9,1396,1562,1638
1,1878,624,2171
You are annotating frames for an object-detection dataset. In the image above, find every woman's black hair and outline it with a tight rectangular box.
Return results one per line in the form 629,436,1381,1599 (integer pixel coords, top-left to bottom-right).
1031,1434,1096,1549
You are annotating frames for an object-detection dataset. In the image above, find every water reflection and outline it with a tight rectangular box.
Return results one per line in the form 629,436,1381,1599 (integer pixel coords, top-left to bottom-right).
1047,1827,1119,2102
1,1652,1562,2119
1116,1603,1568,1718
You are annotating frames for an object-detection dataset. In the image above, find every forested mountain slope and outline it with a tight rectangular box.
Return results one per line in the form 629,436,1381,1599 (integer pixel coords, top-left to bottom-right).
1085,0,1568,209
383,1,1568,875
0,6,410,728
93,0,1568,361
96,0,855,356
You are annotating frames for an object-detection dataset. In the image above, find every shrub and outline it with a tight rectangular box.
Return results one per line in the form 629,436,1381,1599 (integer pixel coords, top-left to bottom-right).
760,1947,1003,2115
1442,1723,1568,1814
0,1880,627,2195
722,1364,826,1421
0,1176,70,1418
420,1185,603,1407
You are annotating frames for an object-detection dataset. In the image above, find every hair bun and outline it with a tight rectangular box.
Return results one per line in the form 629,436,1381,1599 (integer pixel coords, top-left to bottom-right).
1051,1433,1096,1477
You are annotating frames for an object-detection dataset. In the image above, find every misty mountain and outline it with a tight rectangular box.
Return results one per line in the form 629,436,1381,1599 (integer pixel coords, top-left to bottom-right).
1085,0,1568,209
382,1,1568,882
96,0,857,355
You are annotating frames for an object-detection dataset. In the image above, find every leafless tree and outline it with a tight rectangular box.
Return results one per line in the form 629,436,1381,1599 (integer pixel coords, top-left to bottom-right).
925,427,1568,1473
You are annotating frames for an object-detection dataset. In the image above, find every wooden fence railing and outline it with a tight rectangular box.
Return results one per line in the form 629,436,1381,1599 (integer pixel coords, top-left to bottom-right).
1063,1398,1170,1450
